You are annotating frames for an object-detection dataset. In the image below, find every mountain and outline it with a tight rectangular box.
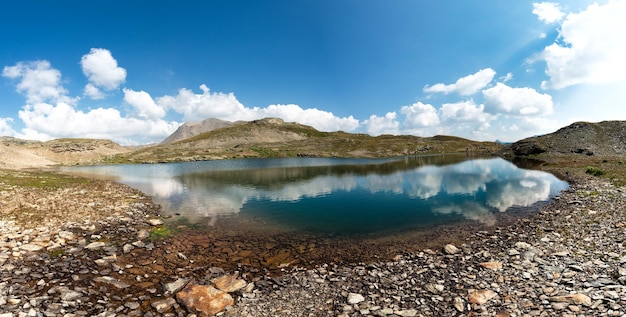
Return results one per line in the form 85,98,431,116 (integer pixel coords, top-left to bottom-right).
161,118,233,144
500,121,626,157
108,117,502,163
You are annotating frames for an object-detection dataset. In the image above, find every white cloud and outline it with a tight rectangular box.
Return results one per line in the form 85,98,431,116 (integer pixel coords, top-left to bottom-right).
157,84,360,132
83,83,105,100
80,48,127,97
539,1,626,89
2,61,75,105
441,101,491,124
157,84,248,122
364,112,400,135
17,102,179,144
424,68,496,96
0,117,15,136
255,104,360,132
123,88,167,120
483,83,553,115
400,102,440,128
532,2,565,24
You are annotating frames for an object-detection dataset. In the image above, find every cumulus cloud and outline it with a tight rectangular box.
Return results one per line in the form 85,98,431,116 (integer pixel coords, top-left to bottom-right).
17,102,179,144
2,61,75,105
483,83,553,115
423,68,496,96
539,1,626,89
0,117,15,136
157,84,360,132
532,2,565,24
400,102,440,128
123,88,166,120
440,101,491,124
255,104,360,132
364,112,400,135
80,48,127,98
157,84,248,122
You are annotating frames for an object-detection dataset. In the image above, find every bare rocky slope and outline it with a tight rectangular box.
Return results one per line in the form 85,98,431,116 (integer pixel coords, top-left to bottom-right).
0,137,130,168
160,117,233,144
500,121,626,157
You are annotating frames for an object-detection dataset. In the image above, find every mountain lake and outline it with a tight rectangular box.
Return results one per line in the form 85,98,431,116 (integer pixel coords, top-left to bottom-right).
63,155,568,239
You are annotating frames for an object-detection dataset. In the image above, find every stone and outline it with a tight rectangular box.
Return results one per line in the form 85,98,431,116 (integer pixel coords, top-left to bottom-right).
479,261,503,270
176,282,234,317
395,309,418,317
137,229,150,240
57,231,76,240
424,283,444,294
468,289,498,305
147,218,164,226
444,244,460,255
19,244,44,252
93,276,130,289
212,274,247,293
84,241,106,250
60,290,83,301
164,277,190,294
347,293,365,304
123,244,134,253
453,297,465,312
549,293,592,306
151,297,176,313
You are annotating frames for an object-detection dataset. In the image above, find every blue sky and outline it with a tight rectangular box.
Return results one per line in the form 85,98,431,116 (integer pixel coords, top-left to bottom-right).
1,0,624,145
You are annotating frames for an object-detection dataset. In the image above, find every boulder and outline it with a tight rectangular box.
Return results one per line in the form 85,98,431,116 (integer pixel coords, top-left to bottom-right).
176,282,234,317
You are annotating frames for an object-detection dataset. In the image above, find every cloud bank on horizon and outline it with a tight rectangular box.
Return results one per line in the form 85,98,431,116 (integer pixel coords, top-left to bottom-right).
1,1,625,145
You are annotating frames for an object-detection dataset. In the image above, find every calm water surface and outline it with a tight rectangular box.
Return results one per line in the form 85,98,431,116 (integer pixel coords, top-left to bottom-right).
64,156,568,237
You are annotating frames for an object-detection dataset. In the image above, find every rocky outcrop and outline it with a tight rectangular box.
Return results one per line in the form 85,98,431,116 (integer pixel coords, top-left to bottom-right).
501,121,626,157
161,118,233,144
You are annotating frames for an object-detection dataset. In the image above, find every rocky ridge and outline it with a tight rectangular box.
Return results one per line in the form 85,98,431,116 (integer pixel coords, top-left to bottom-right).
500,121,626,157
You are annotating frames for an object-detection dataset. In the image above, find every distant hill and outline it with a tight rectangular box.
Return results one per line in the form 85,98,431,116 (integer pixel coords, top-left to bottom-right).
161,118,233,144
499,121,626,157
0,137,130,168
107,117,502,163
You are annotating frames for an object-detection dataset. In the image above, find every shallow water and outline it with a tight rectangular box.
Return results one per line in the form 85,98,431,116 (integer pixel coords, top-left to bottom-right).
64,155,568,238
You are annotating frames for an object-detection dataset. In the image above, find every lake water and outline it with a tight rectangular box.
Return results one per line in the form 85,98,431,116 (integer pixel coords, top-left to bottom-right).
64,155,568,238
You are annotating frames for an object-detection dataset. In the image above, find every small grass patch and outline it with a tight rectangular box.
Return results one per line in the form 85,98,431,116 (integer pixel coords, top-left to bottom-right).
49,249,65,257
149,225,173,240
585,166,606,177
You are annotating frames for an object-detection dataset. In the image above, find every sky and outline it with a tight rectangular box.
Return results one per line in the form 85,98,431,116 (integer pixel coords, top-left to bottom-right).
1,0,625,145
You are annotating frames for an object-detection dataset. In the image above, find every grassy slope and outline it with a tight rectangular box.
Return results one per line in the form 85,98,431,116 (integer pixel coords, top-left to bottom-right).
105,119,502,164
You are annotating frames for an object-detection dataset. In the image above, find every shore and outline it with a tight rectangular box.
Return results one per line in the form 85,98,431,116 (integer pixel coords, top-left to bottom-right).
1,158,626,316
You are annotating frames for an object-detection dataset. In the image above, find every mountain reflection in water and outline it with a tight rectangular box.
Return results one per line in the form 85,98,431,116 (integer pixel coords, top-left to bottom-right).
63,156,568,236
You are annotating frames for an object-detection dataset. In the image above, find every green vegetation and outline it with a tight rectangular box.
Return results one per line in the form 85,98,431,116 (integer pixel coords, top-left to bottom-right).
586,166,606,176
149,225,173,240
0,170,90,189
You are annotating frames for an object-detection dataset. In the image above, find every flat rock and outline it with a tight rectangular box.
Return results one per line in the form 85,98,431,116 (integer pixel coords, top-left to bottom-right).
479,261,503,270
84,241,106,250
164,277,190,294
19,244,44,252
93,276,130,289
212,274,247,293
347,293,365,304
444,244,460,255
151,297,176,313
549,293,592,306
468,289,498,305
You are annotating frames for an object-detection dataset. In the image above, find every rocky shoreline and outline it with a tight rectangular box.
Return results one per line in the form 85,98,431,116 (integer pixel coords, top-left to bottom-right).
1,168,626,316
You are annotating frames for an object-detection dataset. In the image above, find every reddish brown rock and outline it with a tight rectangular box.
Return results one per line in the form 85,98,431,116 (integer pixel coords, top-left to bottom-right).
176,282,234,317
